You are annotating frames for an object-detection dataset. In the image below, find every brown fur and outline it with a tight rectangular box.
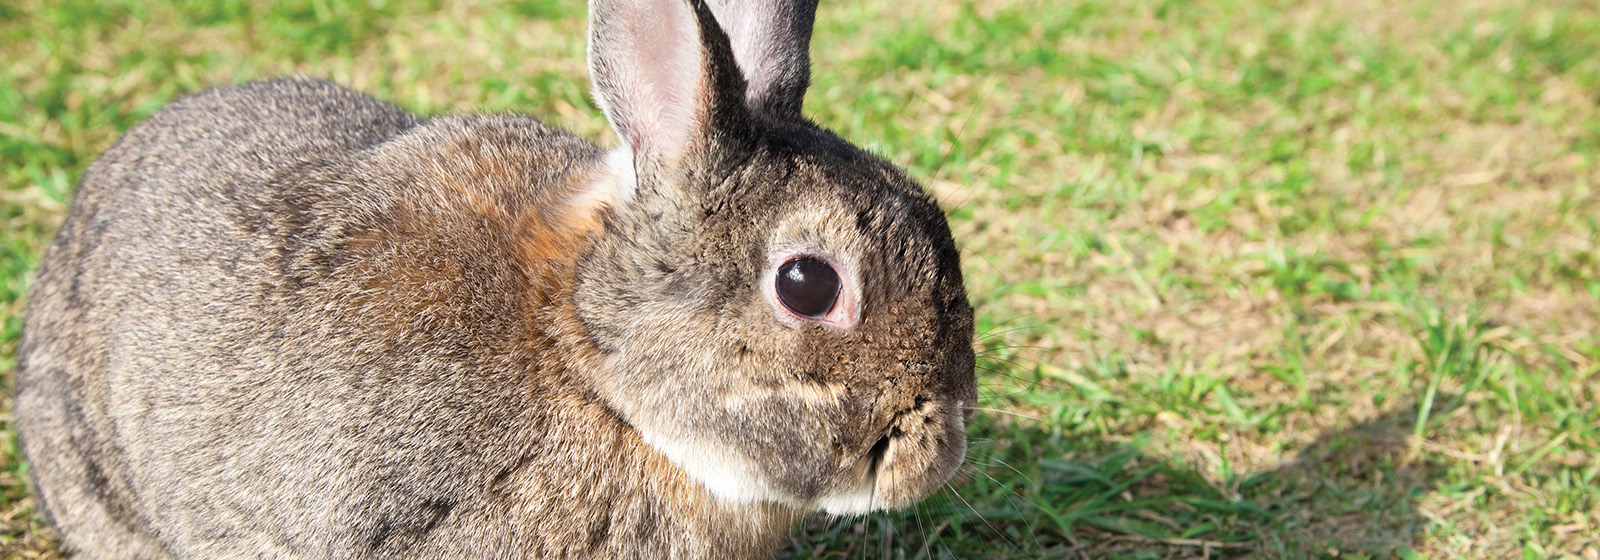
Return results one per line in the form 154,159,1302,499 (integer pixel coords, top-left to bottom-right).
15,1,973,558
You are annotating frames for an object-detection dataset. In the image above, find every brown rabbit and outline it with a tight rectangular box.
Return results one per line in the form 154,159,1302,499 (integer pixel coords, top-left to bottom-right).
14,0,977,557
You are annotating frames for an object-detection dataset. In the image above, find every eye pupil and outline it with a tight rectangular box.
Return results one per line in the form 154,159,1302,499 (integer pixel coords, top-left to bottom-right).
775,257,840,319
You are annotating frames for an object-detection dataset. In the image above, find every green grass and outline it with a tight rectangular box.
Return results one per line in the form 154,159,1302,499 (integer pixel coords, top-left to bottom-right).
3,0,1599,557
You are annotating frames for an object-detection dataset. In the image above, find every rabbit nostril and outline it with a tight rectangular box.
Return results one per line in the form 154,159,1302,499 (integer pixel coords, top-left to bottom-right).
962,407,975,421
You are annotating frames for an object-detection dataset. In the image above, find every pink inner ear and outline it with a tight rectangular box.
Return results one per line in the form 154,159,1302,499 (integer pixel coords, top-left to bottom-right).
600,0,707,165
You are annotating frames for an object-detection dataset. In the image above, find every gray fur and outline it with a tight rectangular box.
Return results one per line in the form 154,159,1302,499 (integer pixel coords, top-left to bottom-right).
16,1,975,558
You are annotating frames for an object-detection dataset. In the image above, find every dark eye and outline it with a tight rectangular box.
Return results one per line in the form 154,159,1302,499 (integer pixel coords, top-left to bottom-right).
775,257,840,319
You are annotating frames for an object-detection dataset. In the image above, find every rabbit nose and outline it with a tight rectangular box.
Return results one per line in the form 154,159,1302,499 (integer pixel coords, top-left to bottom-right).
962,406,975,422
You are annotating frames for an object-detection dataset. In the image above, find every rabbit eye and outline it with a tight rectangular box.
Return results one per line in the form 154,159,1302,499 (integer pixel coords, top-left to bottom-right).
775,257,840,319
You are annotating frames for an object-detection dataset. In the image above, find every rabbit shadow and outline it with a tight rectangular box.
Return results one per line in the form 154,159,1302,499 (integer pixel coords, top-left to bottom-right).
783,397,1457,559
1237,399,1454,558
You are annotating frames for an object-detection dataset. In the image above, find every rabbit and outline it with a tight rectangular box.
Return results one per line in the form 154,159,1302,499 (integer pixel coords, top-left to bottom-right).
13,0,977,557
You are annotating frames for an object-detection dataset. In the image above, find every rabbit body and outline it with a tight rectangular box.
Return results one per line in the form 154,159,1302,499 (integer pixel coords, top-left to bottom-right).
18,77,787,557
17,1,976,558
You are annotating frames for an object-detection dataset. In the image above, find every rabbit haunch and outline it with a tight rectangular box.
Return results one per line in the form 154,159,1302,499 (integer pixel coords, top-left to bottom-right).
341,121,617,312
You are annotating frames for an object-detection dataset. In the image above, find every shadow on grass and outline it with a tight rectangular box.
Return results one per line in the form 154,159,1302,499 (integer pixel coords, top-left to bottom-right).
784,399,1456,559
1241,402,1450,558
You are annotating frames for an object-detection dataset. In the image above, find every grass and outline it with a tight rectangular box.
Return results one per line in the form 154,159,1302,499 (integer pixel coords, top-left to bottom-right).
2,0,1598,557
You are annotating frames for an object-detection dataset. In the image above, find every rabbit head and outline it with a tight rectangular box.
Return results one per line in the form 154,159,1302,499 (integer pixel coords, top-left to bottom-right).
573,0,977,515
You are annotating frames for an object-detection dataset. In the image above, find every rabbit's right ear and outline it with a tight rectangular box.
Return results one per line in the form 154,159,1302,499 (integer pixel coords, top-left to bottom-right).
587,0,749,180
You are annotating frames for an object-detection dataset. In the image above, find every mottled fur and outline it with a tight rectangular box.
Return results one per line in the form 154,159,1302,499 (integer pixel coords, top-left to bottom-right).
15,0,975,558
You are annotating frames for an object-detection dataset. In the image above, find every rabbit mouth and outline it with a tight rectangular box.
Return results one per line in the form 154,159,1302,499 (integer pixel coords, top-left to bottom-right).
865,432,893,478
815,400,963,516
814,435,891,515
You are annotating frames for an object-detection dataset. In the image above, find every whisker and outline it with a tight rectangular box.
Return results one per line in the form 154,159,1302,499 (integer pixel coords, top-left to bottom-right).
878,515,892,560
981,456,1037,488
937,161,1001,217
974,323,1047,342
977,393,1032,403
977,342,1055,354
962,248,1008,283
974,372,1037,390
973,313,1036,333
932,78,999,206
972,362,1051,392
975,383,1032,395
964,406,1042,422
975,380,1039,398
912,499,931,560
976,382,1018,396
968,464,1047,556
973,365,1037,385
944,481,1017,549
975,355,1045,373
964,438,997,449
978,352,1043,371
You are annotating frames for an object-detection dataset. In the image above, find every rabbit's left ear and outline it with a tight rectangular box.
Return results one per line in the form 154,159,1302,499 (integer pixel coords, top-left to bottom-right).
587,0,749,175
705,0,820,119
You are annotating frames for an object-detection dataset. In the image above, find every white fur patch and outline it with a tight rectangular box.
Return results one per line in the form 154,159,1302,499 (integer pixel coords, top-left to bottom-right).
637,430,802,508
599,147,637,204
814,477,876,516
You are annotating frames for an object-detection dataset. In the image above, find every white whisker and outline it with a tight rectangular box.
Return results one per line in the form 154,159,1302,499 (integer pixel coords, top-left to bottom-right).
964,406,1042,421
944,481,1017,549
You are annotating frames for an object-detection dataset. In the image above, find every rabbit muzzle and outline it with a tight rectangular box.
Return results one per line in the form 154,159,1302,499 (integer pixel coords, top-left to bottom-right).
814,392,971,515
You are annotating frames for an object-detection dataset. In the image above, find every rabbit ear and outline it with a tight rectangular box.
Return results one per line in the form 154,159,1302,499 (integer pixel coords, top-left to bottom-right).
705,0,819,119
587,0,750,174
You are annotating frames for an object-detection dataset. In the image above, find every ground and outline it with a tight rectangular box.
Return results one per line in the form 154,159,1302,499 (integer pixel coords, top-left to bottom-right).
1,0,1597,558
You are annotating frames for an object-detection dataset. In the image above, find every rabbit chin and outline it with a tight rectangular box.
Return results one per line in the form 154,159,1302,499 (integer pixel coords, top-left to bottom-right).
637,430,808,508
636,430,880,514
813,476,877,516
639,429,911,517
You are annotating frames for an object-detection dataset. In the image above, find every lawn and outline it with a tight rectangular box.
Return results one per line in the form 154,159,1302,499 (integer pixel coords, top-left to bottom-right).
2,0,1598,557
